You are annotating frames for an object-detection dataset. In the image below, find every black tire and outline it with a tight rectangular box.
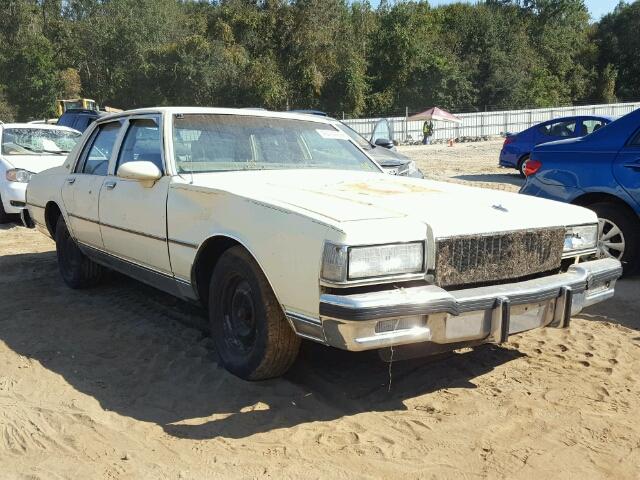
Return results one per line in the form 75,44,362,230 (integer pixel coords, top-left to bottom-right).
589,202,640,275
55,216,103,288
0,195,10,224
208,246,300,380
517,155,529,178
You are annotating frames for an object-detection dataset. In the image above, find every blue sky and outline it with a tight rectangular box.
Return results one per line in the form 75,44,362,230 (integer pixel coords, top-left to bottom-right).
368,1,621,20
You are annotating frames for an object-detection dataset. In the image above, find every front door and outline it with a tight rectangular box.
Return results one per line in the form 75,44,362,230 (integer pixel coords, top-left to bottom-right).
613,129,640,209
98,115,172,274
61,121,122,248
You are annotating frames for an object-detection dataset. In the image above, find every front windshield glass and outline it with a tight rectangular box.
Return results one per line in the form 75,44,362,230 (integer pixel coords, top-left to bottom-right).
1,128,81,155
172,114,379,173
336,122,371,149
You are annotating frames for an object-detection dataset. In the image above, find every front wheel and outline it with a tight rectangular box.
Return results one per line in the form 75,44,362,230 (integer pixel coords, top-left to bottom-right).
589,202,639,275
55,216,104,288
208,246,300,380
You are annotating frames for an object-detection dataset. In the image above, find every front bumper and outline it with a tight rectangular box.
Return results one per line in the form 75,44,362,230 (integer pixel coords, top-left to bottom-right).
312,258,621,351
0,181,27,214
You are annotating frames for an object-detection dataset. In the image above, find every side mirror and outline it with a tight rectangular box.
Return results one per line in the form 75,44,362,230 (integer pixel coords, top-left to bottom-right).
374,138,395,149
117,161,162,187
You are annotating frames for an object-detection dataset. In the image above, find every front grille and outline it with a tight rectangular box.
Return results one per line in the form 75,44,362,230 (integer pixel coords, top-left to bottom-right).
435,228,565,287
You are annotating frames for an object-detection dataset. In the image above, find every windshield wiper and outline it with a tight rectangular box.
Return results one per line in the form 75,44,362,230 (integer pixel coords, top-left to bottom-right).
43,149,69,155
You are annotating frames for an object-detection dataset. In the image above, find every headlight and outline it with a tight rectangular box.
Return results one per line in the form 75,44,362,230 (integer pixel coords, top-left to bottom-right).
6,169,33,183
564,224,598,253
321,242,425,282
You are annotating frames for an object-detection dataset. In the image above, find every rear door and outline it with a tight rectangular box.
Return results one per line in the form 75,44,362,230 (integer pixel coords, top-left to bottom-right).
98,114,172,274
61,121,122,248
613,129,640,209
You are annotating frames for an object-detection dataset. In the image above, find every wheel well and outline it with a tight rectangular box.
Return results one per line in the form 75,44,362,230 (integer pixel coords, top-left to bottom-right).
572,192,640,224
192,236,241,306
517,154,530,167
44,202,62,238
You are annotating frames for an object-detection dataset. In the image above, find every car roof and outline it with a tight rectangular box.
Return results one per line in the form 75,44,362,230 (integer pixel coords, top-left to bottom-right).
96,107,338,125
537,114,614,125
0,122,81,133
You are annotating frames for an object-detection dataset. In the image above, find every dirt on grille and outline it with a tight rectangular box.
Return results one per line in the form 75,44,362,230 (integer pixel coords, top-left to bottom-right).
1,144,640,480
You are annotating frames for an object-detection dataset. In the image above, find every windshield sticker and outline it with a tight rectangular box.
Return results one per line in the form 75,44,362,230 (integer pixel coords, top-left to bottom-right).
316,129,350,140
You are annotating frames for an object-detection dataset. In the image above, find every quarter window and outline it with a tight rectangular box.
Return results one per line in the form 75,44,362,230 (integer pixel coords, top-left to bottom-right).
116,118,163,173
78,122,121,175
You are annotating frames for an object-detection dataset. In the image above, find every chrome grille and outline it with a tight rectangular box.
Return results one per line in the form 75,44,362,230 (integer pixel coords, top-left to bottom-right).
435,228,565,287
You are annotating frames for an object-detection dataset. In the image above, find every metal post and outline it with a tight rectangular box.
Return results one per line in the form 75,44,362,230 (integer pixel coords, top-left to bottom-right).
404,106,408,144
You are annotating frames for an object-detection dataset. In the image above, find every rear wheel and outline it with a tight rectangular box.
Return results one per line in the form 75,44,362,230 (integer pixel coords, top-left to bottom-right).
517,155,529,177
208,246,300,380
55,216,103,288
589,202,639,275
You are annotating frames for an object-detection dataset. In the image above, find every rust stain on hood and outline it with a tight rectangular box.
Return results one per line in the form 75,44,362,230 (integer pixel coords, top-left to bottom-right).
335,180,442,196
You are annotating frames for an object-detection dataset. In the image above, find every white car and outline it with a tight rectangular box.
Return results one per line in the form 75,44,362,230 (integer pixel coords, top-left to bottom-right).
25,107,622,380
0,123,82,223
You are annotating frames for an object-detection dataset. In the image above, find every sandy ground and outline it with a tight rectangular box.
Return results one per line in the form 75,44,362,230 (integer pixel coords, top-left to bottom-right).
1,142,639,479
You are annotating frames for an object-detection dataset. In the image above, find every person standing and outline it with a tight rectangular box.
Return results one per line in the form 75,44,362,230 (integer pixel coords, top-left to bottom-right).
422,120,434,145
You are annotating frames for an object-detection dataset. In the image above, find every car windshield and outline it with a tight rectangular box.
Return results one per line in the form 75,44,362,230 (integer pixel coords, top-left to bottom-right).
336,122,372,150
172,114,379,174
1,128,81,155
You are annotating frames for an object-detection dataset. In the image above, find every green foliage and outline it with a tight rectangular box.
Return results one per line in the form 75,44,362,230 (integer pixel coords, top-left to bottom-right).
0,0,636,121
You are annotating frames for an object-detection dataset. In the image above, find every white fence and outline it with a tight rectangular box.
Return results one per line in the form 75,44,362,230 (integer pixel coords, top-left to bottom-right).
341,102,640,144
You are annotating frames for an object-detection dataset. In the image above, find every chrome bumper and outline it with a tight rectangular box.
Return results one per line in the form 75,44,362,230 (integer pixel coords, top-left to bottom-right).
304,258,622,352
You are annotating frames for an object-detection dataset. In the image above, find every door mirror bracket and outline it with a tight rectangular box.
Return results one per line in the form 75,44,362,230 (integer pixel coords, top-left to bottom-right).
116,161,162,187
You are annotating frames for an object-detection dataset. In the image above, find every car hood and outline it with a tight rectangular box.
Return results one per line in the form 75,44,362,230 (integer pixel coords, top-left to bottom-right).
366,146,410,167
188,170,596,238
1,154,68,173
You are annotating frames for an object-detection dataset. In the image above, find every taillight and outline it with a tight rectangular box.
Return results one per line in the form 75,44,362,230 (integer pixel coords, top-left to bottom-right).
524,159,542,176
503,136,515,146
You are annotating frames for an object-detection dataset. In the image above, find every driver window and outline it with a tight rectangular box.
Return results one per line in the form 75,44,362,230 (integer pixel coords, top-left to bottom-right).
116,118,163,172
80,122,121,175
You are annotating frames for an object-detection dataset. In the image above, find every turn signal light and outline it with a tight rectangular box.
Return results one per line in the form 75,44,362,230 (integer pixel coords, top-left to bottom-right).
524,159,542,176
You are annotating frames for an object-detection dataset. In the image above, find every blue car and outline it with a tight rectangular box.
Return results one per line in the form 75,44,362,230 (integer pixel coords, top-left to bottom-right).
500,115,613,176
520,108,640,274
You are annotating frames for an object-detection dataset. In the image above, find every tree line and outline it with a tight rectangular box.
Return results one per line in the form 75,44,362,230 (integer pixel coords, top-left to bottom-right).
1,0,639,122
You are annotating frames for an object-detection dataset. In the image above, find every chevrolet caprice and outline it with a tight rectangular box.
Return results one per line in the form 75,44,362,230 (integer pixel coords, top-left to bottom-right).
25,108,622,380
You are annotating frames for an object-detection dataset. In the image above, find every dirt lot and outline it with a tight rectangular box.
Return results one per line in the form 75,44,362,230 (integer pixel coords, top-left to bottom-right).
1,142,639,479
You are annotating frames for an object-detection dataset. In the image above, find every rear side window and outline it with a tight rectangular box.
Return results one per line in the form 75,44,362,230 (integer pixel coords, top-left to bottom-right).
582,119,607,135
539,121,576,137
76,122,121,175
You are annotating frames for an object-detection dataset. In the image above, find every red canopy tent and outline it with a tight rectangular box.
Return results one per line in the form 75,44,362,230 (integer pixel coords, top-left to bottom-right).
408,106,462,123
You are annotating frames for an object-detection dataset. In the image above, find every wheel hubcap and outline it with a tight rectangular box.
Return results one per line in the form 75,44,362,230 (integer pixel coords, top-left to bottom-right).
222,278,256,353
598,218,625,260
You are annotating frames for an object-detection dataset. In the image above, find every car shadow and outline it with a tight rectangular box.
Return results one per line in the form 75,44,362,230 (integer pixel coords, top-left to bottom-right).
0,250,525,441
454,173,525,188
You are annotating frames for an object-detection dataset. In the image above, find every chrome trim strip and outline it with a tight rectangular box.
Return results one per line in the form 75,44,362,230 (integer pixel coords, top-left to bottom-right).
68,213,168,243
26,202,46,209
78,242,197,300
168,238,198,249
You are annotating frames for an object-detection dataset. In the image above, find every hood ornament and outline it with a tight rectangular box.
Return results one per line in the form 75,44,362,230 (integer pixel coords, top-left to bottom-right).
492,204,508,212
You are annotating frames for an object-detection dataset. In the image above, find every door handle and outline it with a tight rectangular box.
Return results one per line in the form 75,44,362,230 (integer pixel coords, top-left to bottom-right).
623,161,640,171
66,177,76,184
104,181,117,190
